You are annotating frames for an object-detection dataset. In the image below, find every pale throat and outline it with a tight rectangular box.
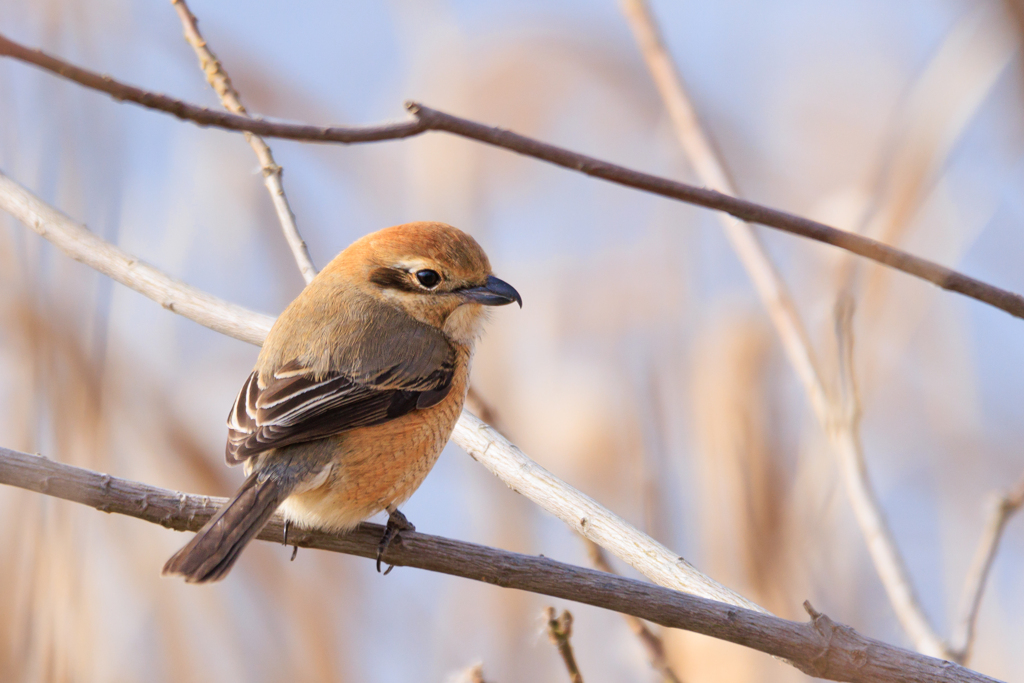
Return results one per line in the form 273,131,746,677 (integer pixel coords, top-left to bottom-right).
443,304,488,345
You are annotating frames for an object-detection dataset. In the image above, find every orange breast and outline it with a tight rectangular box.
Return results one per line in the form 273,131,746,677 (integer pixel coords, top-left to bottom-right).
277,348,471,532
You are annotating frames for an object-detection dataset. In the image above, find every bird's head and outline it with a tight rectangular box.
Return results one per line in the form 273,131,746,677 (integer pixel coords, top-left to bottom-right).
339,221,521,344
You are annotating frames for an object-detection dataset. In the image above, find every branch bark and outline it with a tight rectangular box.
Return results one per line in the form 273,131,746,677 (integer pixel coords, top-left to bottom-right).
0,446,1002,683
589,542,683,683
169,0,317,284
2,33,1024,321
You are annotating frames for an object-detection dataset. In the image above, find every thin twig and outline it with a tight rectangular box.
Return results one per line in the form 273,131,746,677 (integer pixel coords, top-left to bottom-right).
2,34,1024,321
0,167,761,612
833,296,949,658
0,447,1002,683
588,543,683,683
949,474,1024,662
170,0,317,283
545,608,584,683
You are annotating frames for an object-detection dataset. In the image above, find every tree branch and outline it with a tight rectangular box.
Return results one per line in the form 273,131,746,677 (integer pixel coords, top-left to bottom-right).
0,34,426,143
545,608,585,683
949,474,1024,662
833,295,951,658
0,167,757,611
0,446,1002,683
2,33,1024,321
589,542,683,683
170,0,318,284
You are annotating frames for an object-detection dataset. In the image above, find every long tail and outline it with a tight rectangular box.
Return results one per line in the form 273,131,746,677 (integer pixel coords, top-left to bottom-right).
162,470,289,584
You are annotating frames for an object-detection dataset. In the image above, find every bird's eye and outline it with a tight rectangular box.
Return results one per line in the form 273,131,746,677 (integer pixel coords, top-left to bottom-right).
415,269,441,289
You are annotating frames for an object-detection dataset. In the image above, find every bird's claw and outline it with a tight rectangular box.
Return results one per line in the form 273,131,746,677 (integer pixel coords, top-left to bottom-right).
284,519,299,561
376,509,415,575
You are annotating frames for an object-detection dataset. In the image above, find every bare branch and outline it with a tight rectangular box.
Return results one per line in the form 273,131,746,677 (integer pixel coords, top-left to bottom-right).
833,296,950,658
2,33,1024,321
588,543,683,683
454,412,760,609
950,475,1024,662
0,170,274,345
0,35,425,143
0,167,758,611
170,0,318,283
0,447,1002,683
407,102,1024,322
545,608,584,683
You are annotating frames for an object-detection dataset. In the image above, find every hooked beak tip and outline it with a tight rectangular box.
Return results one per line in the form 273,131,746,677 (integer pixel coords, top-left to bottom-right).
460,275,522,308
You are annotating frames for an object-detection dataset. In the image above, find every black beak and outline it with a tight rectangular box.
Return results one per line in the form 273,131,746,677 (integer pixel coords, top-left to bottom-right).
459,275,522,308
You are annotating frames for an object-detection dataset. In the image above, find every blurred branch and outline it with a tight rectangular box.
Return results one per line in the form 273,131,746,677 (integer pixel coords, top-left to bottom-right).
0,167,761,611
0,172,274,345
545,608,584,683
465,386,503,431
949,474,1024,662
620,0,955,659
619,0,829,457
588,543,683,683
839,4,1015,304
0,446,1003,683
833,295,950,659
3,35,1024,321
170,0,318,284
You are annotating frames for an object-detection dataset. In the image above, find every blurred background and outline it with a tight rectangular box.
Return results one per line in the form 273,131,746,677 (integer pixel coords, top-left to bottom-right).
2,0,1024,680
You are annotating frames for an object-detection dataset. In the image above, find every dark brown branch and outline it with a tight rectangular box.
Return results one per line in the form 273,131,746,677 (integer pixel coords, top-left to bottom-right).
0,446,1002,683
406,103,1024,321
588,542,683,683
2,33,1024,322
546,608,585,683
0,34,425,143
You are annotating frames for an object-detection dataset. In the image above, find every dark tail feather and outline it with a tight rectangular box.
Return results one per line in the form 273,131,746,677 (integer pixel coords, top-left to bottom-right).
163,471,287,584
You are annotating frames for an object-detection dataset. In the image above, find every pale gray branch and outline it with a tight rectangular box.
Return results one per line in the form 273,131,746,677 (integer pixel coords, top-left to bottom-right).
950,475,1024,662
833,295,950,658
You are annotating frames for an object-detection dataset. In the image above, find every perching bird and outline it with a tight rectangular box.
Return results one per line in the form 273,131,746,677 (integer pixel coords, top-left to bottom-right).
163,222,521,583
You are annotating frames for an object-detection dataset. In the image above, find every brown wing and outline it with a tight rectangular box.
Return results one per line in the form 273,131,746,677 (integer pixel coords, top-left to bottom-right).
225,314,456,465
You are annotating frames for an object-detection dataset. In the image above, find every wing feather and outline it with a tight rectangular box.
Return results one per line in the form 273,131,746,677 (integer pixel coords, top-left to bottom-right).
225,311,456,465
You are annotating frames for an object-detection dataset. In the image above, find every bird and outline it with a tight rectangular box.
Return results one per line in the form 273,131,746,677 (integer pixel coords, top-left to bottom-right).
162,221,521,583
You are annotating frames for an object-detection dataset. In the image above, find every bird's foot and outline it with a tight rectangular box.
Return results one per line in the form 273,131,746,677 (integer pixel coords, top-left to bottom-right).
376,508,415,575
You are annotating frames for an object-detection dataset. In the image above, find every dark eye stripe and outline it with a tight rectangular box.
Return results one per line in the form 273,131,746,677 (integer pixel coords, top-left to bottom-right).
368,267,419,293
